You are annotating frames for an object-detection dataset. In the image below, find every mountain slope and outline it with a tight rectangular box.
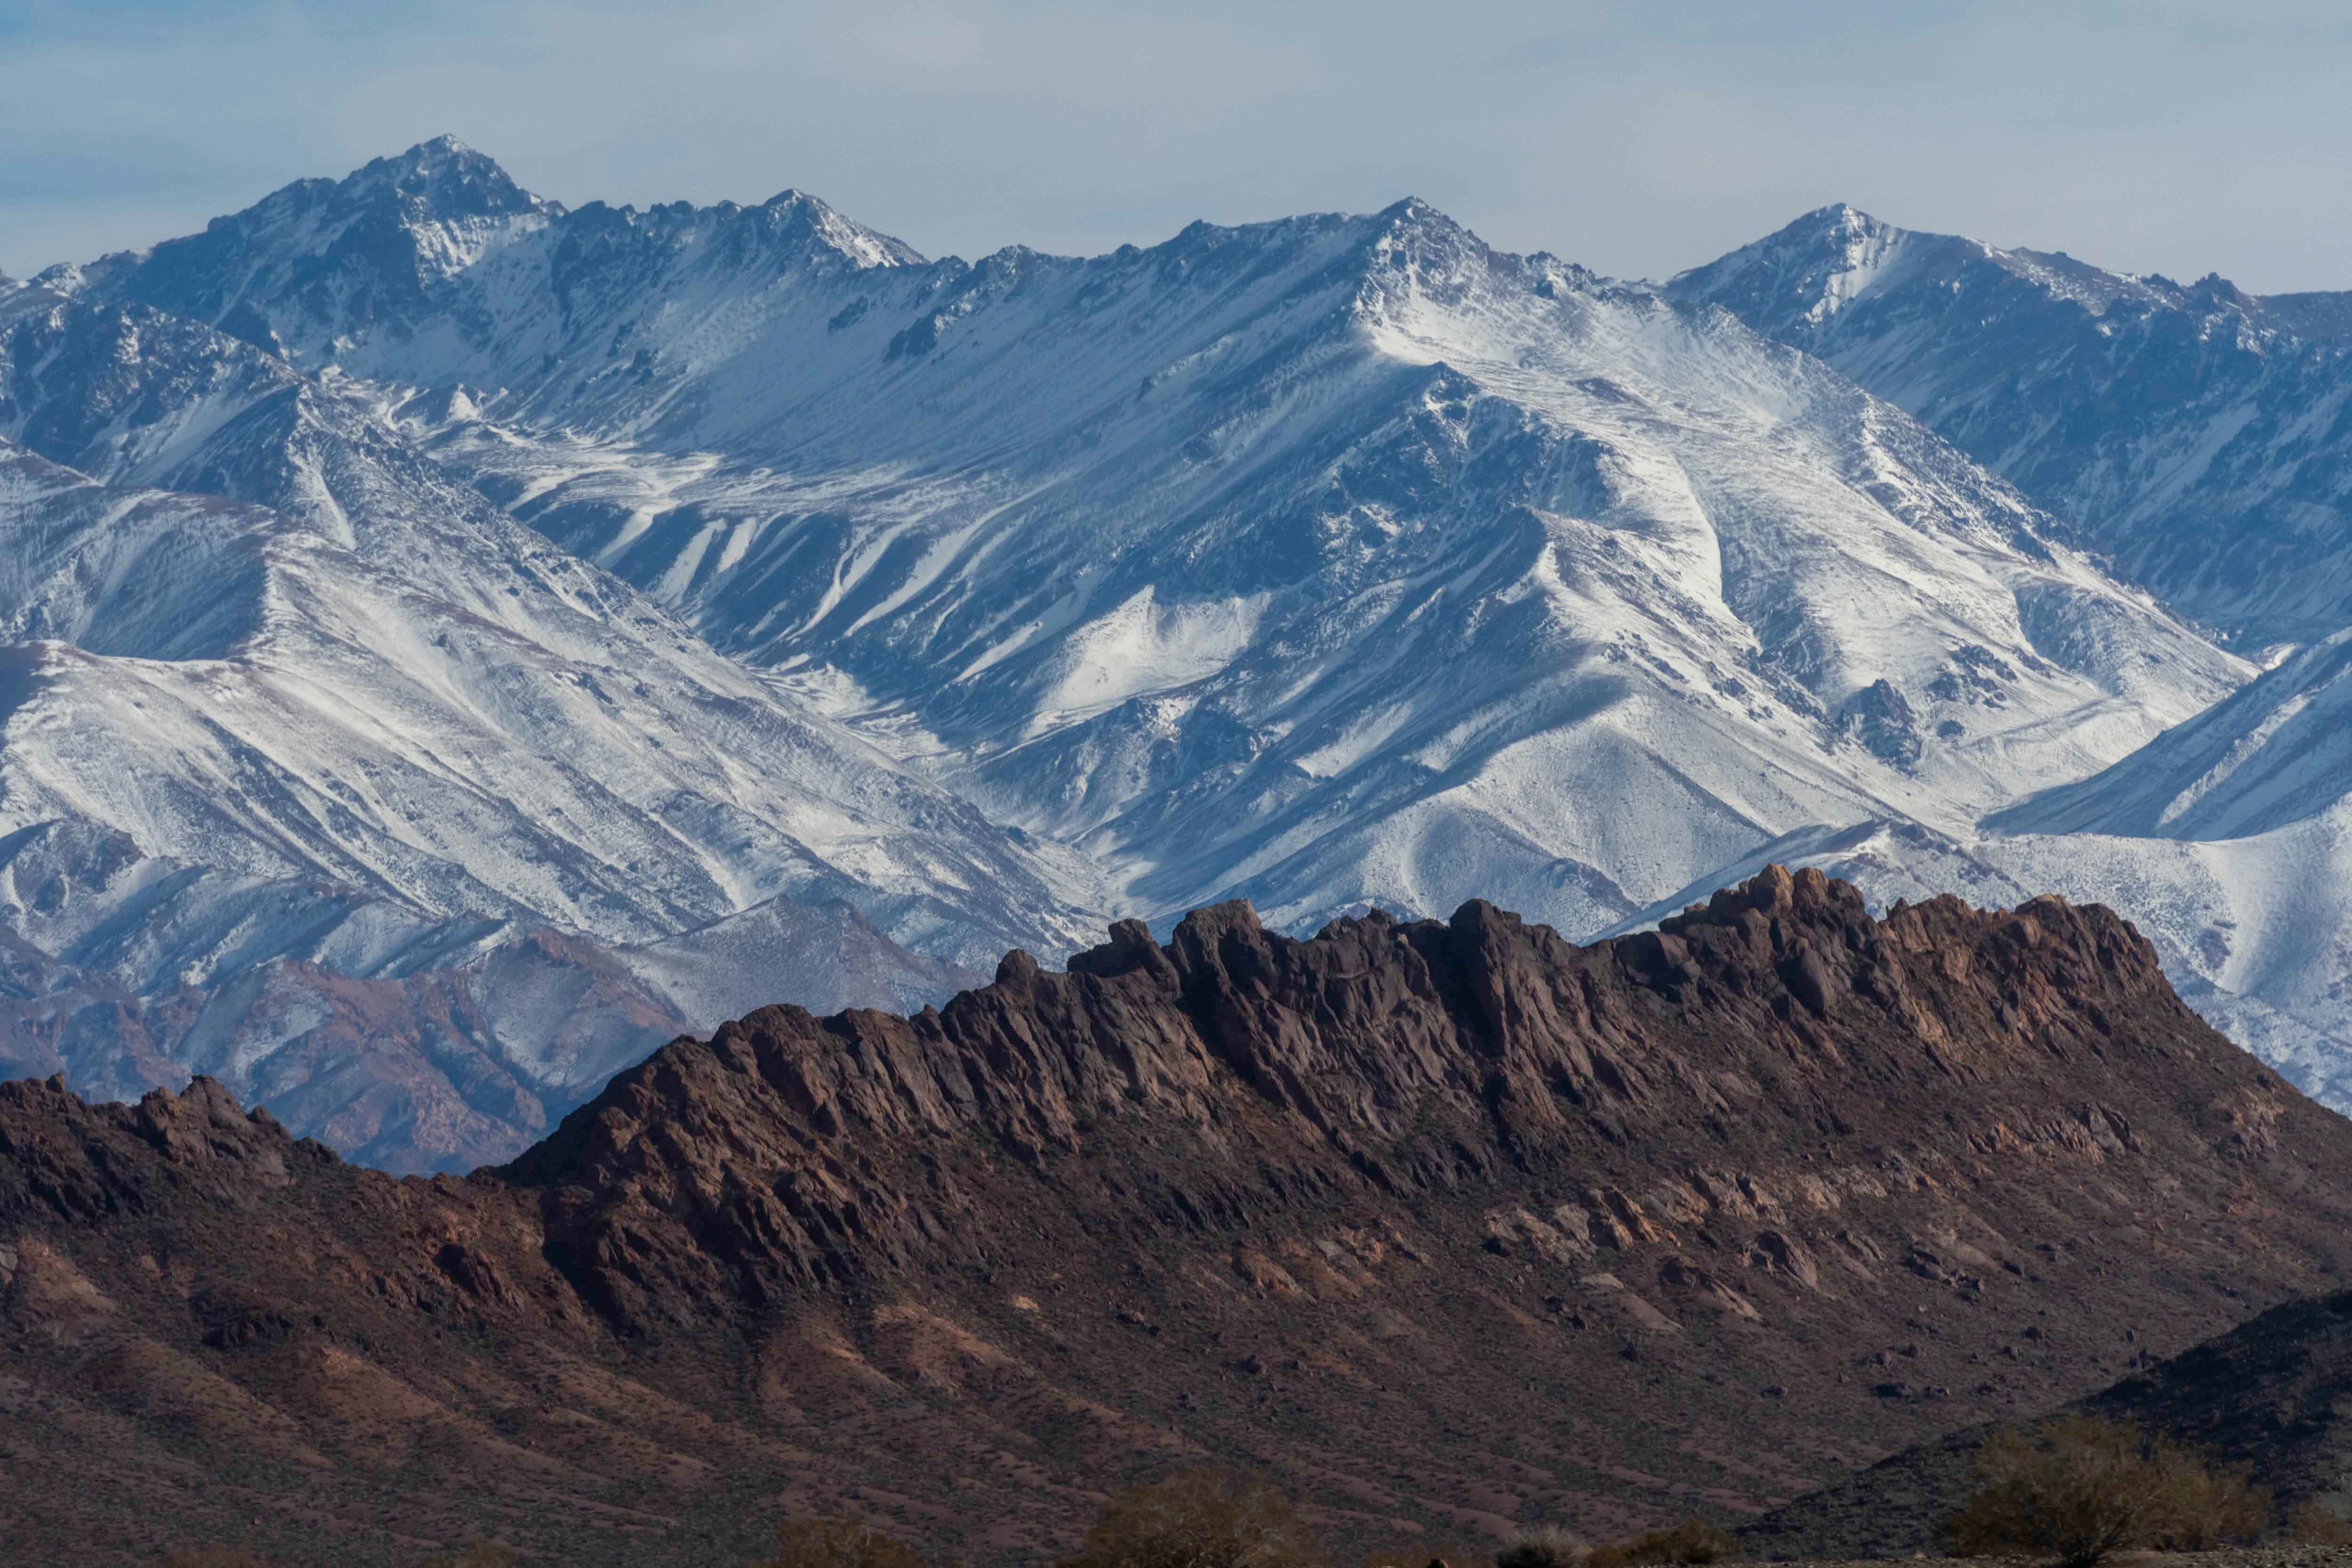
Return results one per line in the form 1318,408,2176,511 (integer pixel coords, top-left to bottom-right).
0,286,1105,953
1993,625,2352,841
1669,204,2352,645
60,143,2250,950
0,812,979,1171
1742,1286,2352,1560
0,285,1076,1164
8,870,2352,1564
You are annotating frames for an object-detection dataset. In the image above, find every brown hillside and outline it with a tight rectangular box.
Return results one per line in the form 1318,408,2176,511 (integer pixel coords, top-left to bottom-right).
4,867,2350,1565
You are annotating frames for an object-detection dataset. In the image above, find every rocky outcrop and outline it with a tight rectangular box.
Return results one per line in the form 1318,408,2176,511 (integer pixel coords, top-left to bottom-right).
8,869,2352,1567
510,867,2291,1332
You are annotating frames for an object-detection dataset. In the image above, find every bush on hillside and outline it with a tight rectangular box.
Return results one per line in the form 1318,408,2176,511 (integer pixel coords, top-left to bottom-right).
1946,1415,2268,1567
1584,1520,1736,1568
754,1516,928,1568
1494,1526,1587,1568
1062,1472,1319,1568
2291,1500,2352,1544
1366,1541,1501,1568
415,1548,523,1568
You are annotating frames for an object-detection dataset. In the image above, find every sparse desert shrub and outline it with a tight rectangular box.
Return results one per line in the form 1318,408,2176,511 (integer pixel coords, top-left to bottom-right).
1583,1520,1735,1568
163,1551,272,1568
2155,1461,2272,1551
1366,1539,1499,1568
415,1547,523,1568
1946,1414,2268,1567
1495,1525,1587,1568
753,1516,927,1568
1062,1471,1319,1568
2291,1499,2352,1544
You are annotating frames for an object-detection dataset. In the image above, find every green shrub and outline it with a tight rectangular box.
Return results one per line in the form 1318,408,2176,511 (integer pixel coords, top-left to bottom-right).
1946,1415,2268,1567
1584,1521,1734,1568
1063,1472,1319,1568
753,1517,927,1568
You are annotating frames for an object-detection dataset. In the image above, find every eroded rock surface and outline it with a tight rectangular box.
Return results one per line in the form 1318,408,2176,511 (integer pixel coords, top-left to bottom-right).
6,868,2352,1566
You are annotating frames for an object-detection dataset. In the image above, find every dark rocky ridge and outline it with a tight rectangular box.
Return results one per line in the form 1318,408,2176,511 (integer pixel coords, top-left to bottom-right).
6,868,2352,1565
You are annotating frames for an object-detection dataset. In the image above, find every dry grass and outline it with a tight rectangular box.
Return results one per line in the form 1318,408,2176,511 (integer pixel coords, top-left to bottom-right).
1063,1472,1320,1568
1496,1526,1589,1568
753,1517,929,1568
2293,1502,2352,1545
1367,1541,1501,1568
1584,1520,1737,1568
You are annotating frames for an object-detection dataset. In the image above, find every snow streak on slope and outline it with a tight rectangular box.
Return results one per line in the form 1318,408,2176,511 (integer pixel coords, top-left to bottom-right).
0,304,1095,962
1993,626,2352,842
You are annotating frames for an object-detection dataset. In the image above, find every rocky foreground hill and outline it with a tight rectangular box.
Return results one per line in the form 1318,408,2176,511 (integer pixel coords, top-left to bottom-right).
6,868,2352,1565
1745,1284,2352,1559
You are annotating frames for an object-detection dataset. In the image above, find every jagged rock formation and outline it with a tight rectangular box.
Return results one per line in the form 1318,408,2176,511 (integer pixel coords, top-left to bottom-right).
5,870,2352,1565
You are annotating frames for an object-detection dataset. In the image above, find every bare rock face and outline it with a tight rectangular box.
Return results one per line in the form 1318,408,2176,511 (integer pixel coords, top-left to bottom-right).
8,868,2352,1567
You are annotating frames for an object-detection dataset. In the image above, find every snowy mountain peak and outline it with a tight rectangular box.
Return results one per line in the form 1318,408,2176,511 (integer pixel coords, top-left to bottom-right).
37,139,560,365
748,187,926,267
1668,202,1914,332
1677,205,2352,642
341,134,547,220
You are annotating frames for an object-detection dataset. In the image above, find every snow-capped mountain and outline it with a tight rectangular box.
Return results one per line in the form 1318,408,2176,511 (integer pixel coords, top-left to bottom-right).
54,144,2243,939
1661,207,2352,1097
0,279,1061,1165
16,137,2352,1148
0,294,1091,957
1669,205,2352,645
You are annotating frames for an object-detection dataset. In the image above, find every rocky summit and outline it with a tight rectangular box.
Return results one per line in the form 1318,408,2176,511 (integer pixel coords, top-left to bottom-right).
5,868,2352,1565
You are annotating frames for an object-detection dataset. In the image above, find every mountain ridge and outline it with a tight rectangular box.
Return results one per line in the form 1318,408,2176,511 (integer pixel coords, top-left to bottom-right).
1669,202,2352,645
8,868,2352,1564
15,139,2338,1162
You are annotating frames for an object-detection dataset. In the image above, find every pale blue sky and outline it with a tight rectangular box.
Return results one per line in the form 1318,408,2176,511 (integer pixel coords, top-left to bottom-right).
4,0,2347,291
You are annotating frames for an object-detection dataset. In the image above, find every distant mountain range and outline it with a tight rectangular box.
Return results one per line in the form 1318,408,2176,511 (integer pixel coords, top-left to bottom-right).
4,140,2351,1163
1663,205,2352,1104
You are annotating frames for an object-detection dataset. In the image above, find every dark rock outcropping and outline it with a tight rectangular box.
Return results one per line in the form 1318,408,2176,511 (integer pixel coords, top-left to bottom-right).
7,869,2352,1566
